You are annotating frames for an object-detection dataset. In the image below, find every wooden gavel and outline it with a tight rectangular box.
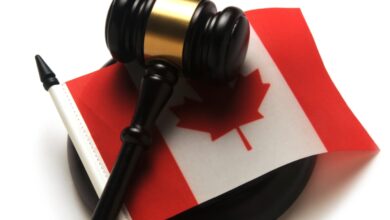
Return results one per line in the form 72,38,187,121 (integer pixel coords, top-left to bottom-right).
93,0,250,219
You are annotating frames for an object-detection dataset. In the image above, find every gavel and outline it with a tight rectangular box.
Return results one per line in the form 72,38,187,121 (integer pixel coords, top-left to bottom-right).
93,0,250,219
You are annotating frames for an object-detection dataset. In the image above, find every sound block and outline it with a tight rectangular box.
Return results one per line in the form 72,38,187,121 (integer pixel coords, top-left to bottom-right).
67,137,316,220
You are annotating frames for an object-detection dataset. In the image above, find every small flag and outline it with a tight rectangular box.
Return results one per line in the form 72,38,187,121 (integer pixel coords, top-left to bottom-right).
53,8,377,220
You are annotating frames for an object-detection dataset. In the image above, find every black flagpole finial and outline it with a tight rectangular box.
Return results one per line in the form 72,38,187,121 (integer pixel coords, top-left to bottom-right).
35,55,59,91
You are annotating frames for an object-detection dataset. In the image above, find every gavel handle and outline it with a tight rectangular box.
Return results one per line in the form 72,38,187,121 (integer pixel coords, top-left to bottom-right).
92,60,178,220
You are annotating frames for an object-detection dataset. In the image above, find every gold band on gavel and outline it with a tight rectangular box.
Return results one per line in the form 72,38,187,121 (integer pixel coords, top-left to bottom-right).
144,0,200,66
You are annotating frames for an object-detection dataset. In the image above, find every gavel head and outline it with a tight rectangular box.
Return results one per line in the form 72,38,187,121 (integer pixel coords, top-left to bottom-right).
106,0,249,81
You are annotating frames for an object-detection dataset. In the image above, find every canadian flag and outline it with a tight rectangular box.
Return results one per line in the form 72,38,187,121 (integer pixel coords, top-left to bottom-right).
49,8,377,220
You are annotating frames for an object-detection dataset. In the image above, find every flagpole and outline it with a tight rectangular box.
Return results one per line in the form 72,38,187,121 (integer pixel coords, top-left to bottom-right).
35,55,130,220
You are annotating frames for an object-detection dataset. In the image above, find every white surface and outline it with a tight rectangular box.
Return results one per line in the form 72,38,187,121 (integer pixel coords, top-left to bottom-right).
0,0,388,219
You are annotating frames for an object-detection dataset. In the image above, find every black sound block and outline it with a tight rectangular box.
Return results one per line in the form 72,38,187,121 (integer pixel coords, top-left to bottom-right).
67,137,316,220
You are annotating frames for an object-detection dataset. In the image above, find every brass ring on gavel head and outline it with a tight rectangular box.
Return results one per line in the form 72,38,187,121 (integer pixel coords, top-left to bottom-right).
144,0,200,66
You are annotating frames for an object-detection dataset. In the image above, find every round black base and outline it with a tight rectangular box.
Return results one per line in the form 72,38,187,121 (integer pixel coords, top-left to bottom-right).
67,137,316,220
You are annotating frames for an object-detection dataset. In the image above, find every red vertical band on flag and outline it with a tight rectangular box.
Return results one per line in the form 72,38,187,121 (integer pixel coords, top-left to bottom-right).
66,64,197,220
246,9,377,151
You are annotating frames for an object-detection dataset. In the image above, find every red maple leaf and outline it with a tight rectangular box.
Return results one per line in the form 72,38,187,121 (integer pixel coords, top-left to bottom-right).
171,70,270,151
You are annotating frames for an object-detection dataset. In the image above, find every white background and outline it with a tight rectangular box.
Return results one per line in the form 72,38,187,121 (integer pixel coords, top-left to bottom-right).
0,0,389,219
